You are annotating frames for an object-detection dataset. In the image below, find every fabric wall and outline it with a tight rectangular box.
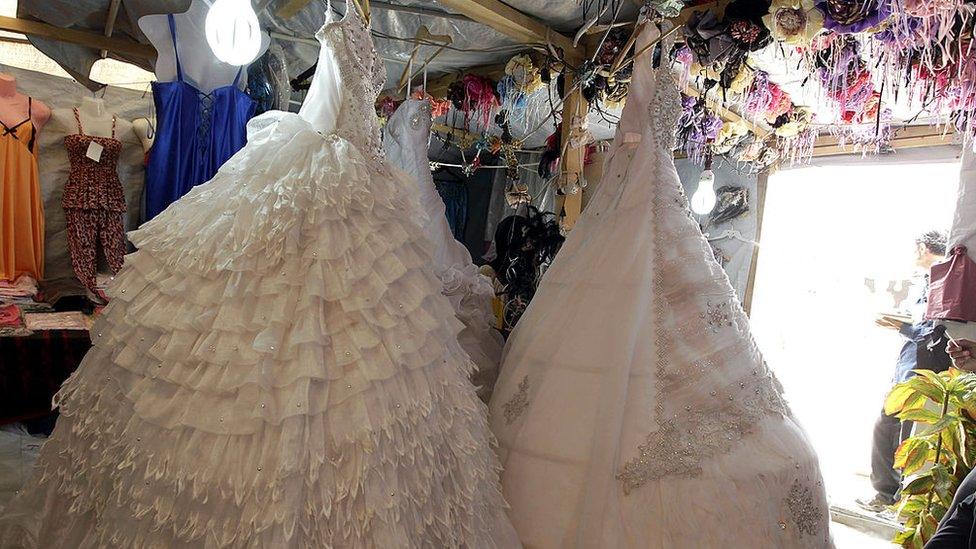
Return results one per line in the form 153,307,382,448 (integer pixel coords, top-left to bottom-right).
676,159,761,304
1,64,152,284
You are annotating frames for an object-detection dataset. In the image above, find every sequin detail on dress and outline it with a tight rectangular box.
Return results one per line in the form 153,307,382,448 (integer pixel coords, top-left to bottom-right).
616,33,791,493
787,480,825,537
317,8,387,168
503,375,530,424
702,300,734,332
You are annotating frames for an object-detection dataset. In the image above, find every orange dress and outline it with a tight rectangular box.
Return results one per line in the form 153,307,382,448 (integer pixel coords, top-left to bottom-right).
0,98,43,281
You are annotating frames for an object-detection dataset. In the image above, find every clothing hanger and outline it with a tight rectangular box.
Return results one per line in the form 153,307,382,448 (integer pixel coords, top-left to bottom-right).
397,26,452,95
706,224,758,246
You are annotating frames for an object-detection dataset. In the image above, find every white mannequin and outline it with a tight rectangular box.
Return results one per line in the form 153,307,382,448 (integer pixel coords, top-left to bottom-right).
138,0,270,93
0,73,50,132
132,117,155,153
51,96,134,141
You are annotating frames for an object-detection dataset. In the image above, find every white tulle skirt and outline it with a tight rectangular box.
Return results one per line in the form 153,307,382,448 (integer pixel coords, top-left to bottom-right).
0,112,518,548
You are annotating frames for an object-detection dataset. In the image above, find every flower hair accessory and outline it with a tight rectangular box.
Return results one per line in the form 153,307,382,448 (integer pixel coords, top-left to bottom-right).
762,0,826,45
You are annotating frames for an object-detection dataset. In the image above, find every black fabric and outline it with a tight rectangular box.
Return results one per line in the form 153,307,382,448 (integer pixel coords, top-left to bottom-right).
928,490,976,548
919,324,954,373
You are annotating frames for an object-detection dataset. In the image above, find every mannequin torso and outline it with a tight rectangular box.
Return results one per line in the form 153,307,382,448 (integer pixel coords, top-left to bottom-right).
132,117,155,153
0,74,50,133
138,0,270,93
52,97,134,141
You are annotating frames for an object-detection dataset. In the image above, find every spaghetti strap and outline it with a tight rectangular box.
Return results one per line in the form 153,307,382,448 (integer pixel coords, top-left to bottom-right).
26,98,36,152
167,14,184,82
73,107,83,134
233,66,244,87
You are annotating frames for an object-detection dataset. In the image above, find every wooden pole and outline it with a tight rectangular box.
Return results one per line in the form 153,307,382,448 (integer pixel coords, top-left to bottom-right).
556,72,588,230
0,15,156,59
742,171,768,316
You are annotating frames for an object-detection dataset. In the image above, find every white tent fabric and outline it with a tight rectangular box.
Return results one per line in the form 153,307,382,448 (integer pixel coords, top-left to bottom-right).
949,147,976,253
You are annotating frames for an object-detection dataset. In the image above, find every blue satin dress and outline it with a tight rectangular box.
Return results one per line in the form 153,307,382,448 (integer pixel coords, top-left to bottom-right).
144,14,256,220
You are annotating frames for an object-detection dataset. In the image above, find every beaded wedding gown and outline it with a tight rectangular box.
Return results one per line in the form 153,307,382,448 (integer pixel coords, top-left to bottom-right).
488,23,833,548
0,8,518,548
384,99,504,400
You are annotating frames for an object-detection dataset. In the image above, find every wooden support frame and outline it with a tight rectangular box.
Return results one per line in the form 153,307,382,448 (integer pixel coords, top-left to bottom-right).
811,125,955,157
0,15,156,59
99,0,122,58
436,0,581,63
742,170,768,316
556,75,588,230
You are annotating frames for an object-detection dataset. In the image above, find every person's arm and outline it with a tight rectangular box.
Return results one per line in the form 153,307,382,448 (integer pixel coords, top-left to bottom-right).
948,339,976,372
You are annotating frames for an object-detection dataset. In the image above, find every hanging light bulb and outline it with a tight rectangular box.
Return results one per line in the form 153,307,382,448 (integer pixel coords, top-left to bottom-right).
205,0,262,66
691,155,717,215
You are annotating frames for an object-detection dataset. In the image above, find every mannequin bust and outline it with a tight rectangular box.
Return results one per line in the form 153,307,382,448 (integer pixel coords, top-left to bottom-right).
0,73,51,132
51,96,134,141
132,117,155,153
138,0,270,93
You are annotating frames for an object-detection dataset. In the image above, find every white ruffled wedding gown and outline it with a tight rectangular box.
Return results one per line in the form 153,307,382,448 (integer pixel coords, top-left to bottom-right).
488,23,833,548
383,99,504,400
0,8,519,548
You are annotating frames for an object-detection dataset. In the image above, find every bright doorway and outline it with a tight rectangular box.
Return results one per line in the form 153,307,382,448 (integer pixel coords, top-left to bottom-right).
750,158,961,536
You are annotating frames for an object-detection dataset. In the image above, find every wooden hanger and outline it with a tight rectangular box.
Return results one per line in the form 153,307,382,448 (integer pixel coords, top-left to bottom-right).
397,26,453,95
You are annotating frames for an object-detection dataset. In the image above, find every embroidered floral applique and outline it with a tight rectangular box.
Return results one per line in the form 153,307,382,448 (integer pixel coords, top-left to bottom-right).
503,375,530,425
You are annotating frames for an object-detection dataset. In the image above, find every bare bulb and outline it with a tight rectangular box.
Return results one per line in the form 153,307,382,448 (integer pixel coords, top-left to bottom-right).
205,0,262,66
691,169,717,215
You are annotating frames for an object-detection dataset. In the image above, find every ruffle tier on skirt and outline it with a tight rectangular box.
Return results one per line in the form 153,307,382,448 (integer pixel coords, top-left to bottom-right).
0,112,517,548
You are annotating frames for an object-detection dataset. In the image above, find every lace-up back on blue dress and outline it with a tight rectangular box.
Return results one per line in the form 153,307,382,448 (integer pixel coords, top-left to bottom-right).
144,14,256,220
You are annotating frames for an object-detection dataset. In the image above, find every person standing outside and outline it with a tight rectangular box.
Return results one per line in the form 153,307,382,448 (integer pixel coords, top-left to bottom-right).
860,231,950,513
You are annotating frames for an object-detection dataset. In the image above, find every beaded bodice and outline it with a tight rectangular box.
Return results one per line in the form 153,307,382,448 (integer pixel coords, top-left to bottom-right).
309,7,386,163
614,22,680,153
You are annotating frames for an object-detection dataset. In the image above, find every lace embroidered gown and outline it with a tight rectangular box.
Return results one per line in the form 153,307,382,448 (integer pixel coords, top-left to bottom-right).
0,8,519,548
488,24,833,549
383,99,504,400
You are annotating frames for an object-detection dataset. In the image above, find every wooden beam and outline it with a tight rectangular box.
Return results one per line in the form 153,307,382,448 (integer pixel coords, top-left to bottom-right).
811,125,955,157
436,0,581,62
0,15,156,59
99,0,122,58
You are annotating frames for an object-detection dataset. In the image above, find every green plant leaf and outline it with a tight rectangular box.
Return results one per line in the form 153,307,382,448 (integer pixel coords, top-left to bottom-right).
920,510,939,541
899,408,943,425
906,375,946,404
931,414,962,435
912,527,925,549
895,438,931,476
915,369,950,391
893,527,915,546
887,383,921,415
896,496,926,520
902,472,936,495
961,422,972,468
933,464,956,504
